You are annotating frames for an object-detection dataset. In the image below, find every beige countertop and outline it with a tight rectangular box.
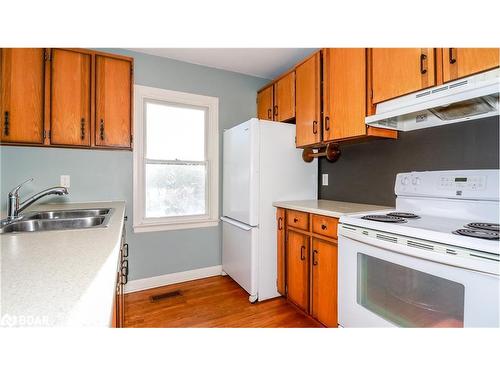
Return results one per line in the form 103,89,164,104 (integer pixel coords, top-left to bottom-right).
273,199,392,218
0,201,126,327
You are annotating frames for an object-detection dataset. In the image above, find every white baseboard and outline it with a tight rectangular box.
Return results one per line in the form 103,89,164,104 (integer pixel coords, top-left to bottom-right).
124,265,223,294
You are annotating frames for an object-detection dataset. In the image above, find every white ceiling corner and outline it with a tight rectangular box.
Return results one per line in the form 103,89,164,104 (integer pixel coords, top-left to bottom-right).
126,48,318,80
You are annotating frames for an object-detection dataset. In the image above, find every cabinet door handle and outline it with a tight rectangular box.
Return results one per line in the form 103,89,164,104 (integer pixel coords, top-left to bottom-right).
313,250,318,266
449,48,457,64
80,118,85,140
321,224,327,230
267,108,272,120
300,245,306,261
312,120,318,134
324,116,330,131
420,53,428,75
273,105,278,118
99,119,105,140
278,217,283,230
3,111,9,136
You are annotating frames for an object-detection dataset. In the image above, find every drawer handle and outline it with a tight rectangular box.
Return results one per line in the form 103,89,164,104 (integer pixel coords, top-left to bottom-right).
278,217,283,230
321,224,327,230
300,245,306,261
449,48,457,64
313,250,318,266
420,53,428,75
293,217,299,223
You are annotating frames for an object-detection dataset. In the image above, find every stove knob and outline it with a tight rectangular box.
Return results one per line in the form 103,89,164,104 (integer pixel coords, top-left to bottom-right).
401,176,409,185
412,177,421,185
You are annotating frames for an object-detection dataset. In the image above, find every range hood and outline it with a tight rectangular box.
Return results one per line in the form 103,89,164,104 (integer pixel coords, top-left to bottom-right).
365,68,499,131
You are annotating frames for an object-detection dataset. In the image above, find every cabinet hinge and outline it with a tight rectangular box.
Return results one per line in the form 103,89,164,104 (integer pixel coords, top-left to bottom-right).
130,133,133,144
130,66,134,76
44,50,51,61
43,130,51,139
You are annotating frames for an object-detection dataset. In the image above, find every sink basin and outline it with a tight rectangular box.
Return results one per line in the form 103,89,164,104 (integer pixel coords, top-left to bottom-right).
0,208,114,234
23,208,111,220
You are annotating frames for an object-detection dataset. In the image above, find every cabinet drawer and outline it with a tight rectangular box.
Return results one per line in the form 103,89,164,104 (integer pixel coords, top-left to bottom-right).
286,210,309,230
312,214,338,239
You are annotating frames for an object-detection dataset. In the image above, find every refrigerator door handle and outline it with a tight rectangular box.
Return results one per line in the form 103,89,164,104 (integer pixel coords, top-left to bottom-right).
220,216,254,231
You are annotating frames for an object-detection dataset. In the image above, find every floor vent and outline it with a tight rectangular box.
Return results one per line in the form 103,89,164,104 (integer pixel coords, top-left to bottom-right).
150,290,182,302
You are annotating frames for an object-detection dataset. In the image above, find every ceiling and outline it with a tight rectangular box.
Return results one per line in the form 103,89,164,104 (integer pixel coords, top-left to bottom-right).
127,48,318,80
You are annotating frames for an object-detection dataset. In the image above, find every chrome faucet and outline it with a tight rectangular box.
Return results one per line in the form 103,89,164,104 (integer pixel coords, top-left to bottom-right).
7,178,69,221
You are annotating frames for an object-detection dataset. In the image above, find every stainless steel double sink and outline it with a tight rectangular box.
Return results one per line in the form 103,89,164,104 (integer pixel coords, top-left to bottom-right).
0,208,113,234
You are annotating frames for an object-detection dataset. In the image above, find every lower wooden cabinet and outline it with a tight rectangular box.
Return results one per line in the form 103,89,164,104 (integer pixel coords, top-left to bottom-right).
286,230,310,311
311,238,338,327
277,208,339,327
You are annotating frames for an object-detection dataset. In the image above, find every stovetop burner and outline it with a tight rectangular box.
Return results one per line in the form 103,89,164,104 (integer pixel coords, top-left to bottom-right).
361,215,407,223
388,212,421,219
453,229,499,240
466,223,499,232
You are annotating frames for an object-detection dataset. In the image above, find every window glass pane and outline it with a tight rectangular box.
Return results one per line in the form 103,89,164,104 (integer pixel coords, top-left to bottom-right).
357,253,464,327
145,101,205,161
145,163,206,218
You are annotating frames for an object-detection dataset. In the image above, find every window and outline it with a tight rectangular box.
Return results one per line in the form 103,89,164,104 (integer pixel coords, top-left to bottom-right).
133,85,219,232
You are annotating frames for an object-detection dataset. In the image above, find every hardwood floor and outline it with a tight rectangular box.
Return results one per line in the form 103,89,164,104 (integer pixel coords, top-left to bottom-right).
124,275,322,328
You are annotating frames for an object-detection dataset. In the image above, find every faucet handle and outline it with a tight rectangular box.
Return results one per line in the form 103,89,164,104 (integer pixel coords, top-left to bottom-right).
9,178,34,197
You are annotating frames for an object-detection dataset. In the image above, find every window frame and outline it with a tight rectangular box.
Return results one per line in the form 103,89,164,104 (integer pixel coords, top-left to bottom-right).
133,84,219,232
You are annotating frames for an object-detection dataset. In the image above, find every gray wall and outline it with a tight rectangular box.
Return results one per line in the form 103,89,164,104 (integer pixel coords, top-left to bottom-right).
0,49,269,280
319,116,500,206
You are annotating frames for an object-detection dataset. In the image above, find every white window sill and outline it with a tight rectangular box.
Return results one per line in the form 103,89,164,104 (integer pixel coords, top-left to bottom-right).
133,219,220,233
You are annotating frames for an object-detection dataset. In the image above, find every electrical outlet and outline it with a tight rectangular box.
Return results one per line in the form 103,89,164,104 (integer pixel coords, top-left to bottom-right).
60,175,70,188
322,174,329,186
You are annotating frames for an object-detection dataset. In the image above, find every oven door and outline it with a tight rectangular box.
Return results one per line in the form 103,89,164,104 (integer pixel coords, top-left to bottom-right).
338,231,500,328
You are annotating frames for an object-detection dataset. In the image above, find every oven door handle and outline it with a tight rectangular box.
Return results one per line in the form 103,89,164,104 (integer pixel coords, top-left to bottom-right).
338,226,499,276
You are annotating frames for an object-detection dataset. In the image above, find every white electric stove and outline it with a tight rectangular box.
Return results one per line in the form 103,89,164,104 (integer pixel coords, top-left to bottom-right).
338,169,500,328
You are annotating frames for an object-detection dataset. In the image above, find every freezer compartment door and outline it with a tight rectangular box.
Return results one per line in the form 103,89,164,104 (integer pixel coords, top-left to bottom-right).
223,119,259,226
221,217,258,297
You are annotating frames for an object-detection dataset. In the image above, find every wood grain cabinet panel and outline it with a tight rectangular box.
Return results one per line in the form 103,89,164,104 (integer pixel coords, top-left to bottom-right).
442,48,499,82
312,214,338,239
295,52,321,147
286,230,310,312
286,209,309,231
95,55,132,148
311,238,338,327
276,208,286,295
0,48,45,144
274,71,295,122
323,48,367,141
50,49,91,146
257,85,273,120
371,48,435,103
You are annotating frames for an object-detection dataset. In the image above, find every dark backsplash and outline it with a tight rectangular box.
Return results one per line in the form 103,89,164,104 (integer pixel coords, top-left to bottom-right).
318,116,500,207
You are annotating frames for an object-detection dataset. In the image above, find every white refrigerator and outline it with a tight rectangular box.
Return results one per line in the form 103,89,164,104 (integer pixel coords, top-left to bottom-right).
222,118,317,302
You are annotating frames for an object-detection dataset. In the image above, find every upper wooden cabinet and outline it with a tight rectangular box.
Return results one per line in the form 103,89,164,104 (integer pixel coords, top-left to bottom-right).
50,49,92,147
257,71,295,122
371,48,436,104
257,85,273,120
323,48,367,141
0,48,45,144
0,48,133,150
295,52,321,147
442,48,499,83
95,55,132,149
274,71,295,122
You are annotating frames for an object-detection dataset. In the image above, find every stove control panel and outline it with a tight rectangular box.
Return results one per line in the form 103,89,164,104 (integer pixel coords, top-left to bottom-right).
395,170,499,200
